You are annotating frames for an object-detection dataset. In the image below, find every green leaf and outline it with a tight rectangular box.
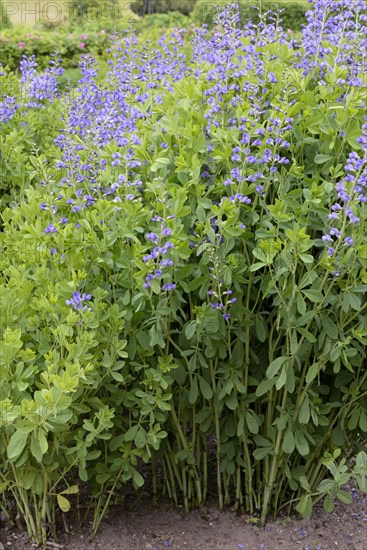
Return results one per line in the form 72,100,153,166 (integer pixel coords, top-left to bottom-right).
79,465,88,482
299,398,310,424
296,495,312,518
300,253,314,264
18,469,37,490
245,410,260,435
349,292,361,310
348,407,361,431
275,366,287,390
323,494,335,513
57,494,71,512
249,262,266,272
282,429,295,454
61,485,79,495
131,467,144,488
189,376,199,405
30,431,43,463
295,430,309,456
266,356,288,379
255,315,267,342
253,446,273,461
299,475,310,492
38,429,48,455
286,363,296,393
336,490,353,505
296,293,306,315
225,393,238,410
7,430,28,462
149,324,165,349
318,479,335,493
198,375,213,400
134,428,146,449
185,321,197,340
302,289,323,302
305,362,320,384
124,425,139,442
319,314,338,340
359,409,367,432
255,377,277,397
237,415,245,437
297,327,316,343
314,154,334,164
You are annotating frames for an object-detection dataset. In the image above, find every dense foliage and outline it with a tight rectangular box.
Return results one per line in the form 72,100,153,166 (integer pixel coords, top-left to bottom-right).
1,1,367,546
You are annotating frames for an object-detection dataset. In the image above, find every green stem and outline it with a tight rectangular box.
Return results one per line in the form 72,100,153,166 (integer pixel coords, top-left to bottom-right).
261,388,288,526
210,358,223,509
91,467,123,539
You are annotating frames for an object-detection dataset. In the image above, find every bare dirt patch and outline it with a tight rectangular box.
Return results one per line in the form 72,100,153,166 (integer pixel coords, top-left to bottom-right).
1,490,367,550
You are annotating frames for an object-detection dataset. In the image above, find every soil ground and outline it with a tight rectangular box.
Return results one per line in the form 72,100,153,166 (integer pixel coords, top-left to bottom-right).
1,490,367,550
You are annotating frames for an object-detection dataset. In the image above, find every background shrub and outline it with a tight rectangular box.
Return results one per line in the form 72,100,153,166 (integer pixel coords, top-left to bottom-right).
0,0,12,30
191,0,310,30
130,0,197,16
0,29,111,71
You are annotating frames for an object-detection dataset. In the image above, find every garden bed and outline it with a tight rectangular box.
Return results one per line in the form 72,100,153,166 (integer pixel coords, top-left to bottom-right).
1,491,367,550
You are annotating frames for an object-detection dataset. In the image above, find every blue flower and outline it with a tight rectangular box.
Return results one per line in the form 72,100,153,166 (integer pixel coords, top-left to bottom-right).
146,232,159,243
45,224,58,234
66,291,92,311
345,237,354,247
162,283,176,291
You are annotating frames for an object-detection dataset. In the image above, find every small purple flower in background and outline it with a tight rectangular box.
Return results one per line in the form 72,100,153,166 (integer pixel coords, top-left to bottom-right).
229,194,251,204
50,248,57,255
45,224,58,234
345,237,354,247
160,259,174,268
329,228,341,237
268,72,277,83
143,216,176,290
209,286,237,321
66,291,92,311
162,283,176,291
146,232,159,243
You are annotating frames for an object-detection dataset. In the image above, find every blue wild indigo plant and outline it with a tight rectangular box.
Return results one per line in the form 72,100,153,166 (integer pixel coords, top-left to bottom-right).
0,1,367,545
